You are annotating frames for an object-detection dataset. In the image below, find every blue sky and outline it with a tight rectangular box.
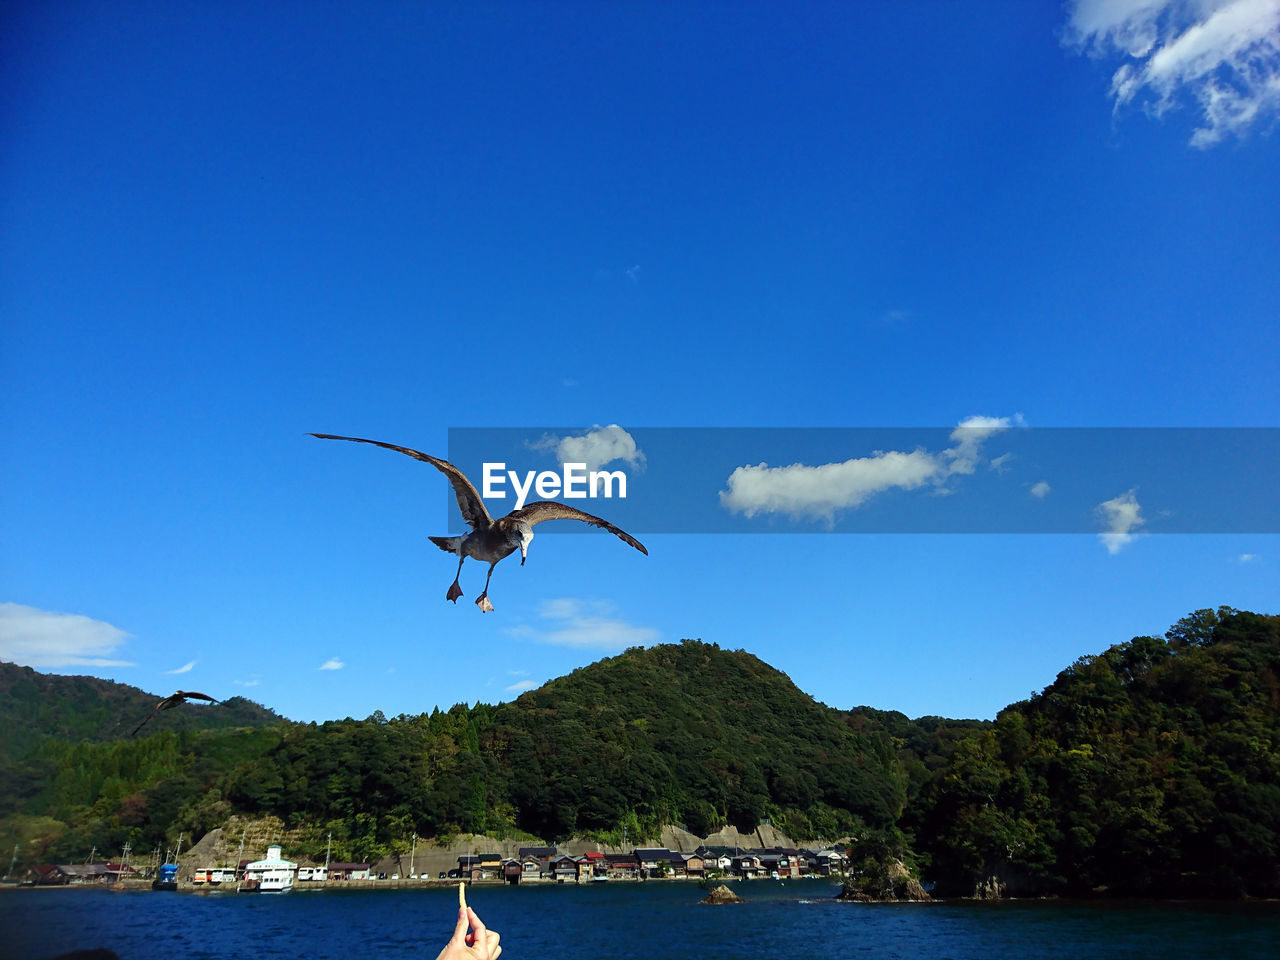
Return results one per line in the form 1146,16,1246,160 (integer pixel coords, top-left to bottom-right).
2,1,1277,724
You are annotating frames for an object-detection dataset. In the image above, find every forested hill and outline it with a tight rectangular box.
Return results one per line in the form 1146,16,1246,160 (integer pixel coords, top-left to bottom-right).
0,641,950,866
3,610,1277,900
913,607,1280,897
484,640,912,839
0,660,281,761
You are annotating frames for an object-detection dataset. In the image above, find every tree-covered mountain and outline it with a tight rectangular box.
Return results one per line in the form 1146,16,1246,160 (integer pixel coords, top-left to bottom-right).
485,640,909,840
912,607,1280,897
0,661,281,750
0,661,282,827
0,642,935,866
3,609,1277,899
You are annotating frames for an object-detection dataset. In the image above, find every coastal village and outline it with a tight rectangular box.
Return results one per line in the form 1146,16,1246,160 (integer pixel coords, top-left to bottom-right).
23,829,851,892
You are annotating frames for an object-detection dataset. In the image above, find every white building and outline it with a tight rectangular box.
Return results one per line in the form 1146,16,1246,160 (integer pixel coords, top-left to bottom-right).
244,844,296,893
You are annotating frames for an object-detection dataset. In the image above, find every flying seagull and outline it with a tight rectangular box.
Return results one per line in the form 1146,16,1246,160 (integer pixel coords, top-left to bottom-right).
131,691,220,736
311,433,648,611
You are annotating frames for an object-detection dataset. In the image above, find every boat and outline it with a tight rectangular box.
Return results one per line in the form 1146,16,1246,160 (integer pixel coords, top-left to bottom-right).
152,863,178,891
242,844,296,894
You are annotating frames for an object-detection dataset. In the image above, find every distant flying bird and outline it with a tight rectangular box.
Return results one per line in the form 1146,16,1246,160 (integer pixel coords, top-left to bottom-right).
311,433,648,612
131,691,219,736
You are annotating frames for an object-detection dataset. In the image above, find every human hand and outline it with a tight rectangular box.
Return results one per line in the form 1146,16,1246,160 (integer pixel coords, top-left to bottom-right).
434,905,502,960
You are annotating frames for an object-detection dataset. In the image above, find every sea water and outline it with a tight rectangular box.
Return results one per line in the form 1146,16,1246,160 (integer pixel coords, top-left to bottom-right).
2,880,1278,960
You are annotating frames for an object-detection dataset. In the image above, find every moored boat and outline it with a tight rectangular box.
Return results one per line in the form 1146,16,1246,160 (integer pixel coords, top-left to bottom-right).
152,863,178,891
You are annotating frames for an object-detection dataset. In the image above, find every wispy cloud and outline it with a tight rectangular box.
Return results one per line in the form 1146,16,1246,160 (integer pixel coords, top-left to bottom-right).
165,660,197,675
1097,489,1145,553
504,679,539,693
1238,552,1258,562
720,414,1024,524
233,675,261,688
504,598,659,651
1065,0,1280,147
319,657,345,671
0,602,135,668
1030,480,1052,499
531,425,645,473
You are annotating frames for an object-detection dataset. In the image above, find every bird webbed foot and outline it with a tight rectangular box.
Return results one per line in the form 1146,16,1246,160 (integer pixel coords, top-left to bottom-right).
446,581,464,603
476,594,494,613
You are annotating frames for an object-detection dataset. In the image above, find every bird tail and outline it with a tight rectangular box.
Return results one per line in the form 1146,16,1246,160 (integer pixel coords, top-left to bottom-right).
429,536,463,554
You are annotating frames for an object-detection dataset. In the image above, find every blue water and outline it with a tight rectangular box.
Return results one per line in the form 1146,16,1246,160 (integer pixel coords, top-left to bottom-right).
3,881,1279,960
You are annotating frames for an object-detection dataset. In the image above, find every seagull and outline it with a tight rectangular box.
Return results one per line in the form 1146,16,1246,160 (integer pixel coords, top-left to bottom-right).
311,433,648,611
131,691,220,736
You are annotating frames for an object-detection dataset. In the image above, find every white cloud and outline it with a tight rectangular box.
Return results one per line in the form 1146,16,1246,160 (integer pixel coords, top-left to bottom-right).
721,449,940,523
1066,0,1280,147
504,598,659,651
1030,480,1052,499
720,414,1022,523
504,679,539,693
530,425,645,495
234,675,261,687
532,424,645,474
1238,552,1258,562
0,602,135,668
165,660,197,675
319,657,345,670
1097,489,1146,553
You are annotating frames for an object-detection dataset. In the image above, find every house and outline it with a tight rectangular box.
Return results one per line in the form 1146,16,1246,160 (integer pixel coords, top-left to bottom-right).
550,855,579,883
579,851,606,879
326,861,371,881
682,853,706,876
811,847,848,875
731,854,763,878
695,847,735,873
297,866,328,881
758,854,788,877
518,845,556,859
26,863,109,885
520,857,544,881
457,854,502,881
604,853,641,880
633,848,678,877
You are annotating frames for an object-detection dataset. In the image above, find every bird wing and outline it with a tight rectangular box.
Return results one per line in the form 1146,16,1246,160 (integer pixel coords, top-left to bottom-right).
505,501,648,555
310,434,492,529
176,691,219,703
131,701,165,736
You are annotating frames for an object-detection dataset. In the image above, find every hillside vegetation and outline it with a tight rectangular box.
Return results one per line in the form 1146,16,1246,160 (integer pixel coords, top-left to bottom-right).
3,608,1277,897
913,608,1280,897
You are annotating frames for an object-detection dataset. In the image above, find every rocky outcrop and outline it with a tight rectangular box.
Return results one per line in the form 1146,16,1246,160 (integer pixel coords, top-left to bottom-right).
837,859,933,902
973,875,1006,900
700,884,744,904
180,816,314,878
